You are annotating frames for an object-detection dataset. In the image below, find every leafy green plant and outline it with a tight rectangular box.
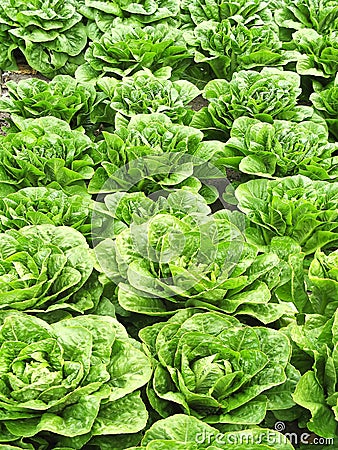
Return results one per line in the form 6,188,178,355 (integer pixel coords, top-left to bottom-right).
0,116,101,196
307,249,338,316
235,175,338,254
189,20,298,79
0,224,95,312
275,0,338,35
0,0,87,77
0,187,92,236
289,312,338,439
0,76,105,132
288,29,338,82
191,69,313,138
0,0,336,443
88,113,225,202
139,310,298,425
95,190,301,322
310,75,338,140
76,18,193,82
83,0,180,24
0,23,17,71
127,414,295,449
181,0,273,27
0,312,152,447
92,68,201,125
218,117,338,179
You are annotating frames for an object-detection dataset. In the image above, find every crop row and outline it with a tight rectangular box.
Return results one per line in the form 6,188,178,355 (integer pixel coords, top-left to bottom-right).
0,0,337,449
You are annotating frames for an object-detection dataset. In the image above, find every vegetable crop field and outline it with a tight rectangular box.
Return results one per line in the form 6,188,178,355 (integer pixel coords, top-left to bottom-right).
0,0,337,449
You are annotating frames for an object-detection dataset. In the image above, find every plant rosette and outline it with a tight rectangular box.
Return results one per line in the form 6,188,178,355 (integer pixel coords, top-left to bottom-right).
139,310,299,426
0,312,152,447
91,154,304,323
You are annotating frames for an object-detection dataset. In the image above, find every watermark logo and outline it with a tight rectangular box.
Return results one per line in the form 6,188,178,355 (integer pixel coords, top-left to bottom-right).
195,422,334,447
274,421,286,432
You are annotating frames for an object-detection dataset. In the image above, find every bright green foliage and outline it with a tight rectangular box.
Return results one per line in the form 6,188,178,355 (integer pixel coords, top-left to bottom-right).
190,20,298,79
0,312,152,446
88,113,224,202
307,249,338,316
0,76,105,131
191,69,313,138
290,29,338,82
95,190,303,322
311,76,338,140
235,175,338,254
275,0,338,35
94,68,200,125
0,224,94,312
83,0,180,23
0,0,87,77
140,310,298,425
76,18,193,82
181,0,273,26
0,117,101,196
0,24,17,71
289,311,338,438
127,414,295,449
0,0,336,444
218,117,338,179
0,187,92,236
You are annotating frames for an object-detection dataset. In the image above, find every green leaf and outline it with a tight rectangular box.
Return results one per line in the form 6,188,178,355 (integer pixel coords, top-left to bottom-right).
293,371,337,438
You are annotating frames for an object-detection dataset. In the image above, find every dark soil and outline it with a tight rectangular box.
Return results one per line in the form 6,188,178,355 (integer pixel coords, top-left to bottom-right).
227,168,244,183
1,66,48,95
189,94,208,111
1,64,48,87
0,65,49,135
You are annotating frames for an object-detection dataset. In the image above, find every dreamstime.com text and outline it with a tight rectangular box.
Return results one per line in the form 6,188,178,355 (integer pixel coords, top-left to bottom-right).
195,422,334,447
